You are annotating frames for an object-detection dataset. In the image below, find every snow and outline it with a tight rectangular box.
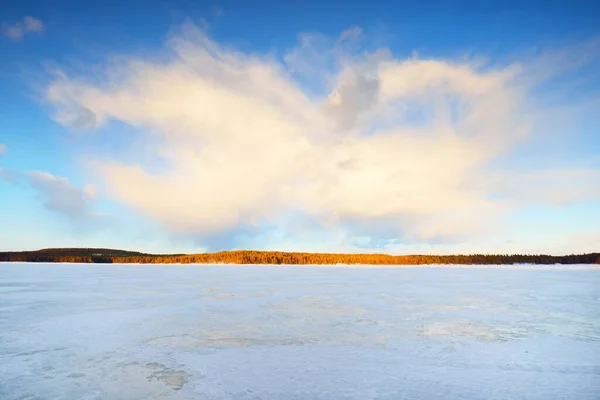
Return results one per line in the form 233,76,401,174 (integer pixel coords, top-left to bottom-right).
1,263,599,399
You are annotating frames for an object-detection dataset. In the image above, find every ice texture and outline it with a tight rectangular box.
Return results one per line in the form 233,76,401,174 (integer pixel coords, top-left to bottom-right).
1,263,599,399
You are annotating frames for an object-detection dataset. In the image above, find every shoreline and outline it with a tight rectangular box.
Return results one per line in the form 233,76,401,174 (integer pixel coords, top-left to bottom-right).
2,262,600,270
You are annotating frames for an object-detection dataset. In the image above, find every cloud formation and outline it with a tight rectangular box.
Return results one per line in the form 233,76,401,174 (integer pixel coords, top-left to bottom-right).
27,171,97,221
0,143,6,155
2,16,44,41
26,171,96,221
43,25,600,249
1,163,99,226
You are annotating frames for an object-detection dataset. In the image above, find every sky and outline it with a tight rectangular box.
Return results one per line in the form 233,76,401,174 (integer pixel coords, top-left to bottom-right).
1,0,599,255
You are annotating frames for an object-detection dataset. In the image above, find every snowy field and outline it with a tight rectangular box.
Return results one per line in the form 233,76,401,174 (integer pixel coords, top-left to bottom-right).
1,264,599,400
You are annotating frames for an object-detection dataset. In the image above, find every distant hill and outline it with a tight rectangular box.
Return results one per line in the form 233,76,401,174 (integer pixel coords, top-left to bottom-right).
33,248,151,257
0,248,599,265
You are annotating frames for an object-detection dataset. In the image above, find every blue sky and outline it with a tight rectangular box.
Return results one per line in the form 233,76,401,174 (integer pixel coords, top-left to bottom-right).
1,0,599,254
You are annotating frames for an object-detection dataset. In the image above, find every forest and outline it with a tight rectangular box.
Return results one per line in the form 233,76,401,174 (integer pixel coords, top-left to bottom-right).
1,248,599,265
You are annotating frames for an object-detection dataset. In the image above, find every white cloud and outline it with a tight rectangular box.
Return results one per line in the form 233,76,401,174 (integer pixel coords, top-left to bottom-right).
2,25,23,41
23,16,43,32
2,16,43,41
0,143,6,155
338,26,364,42
43,24,600,247
27,171,96,221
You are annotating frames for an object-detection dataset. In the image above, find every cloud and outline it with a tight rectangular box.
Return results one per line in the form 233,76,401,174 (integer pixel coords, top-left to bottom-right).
2,16,44,41
0,143,6,155
24,16,43,32
27,171,97,221
484,169,600,207
54,106,98,131
1,165,101,226
43,24,600,248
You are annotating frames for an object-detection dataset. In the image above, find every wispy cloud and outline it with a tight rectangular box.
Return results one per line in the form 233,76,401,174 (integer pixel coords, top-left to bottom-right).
2,16,44,41
0,143,7,155
27,171,96,222
1,167,99,225
42,24,600,249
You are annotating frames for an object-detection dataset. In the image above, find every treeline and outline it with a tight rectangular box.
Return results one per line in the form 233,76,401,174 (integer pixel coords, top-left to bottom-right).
29,248,151,257
1,248,599,265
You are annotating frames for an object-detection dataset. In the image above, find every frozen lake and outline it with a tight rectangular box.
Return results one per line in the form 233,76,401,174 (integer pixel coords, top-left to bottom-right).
1,264,599,399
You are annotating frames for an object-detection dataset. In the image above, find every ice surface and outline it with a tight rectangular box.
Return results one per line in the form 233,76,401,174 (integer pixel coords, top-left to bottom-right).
1,263,599,399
